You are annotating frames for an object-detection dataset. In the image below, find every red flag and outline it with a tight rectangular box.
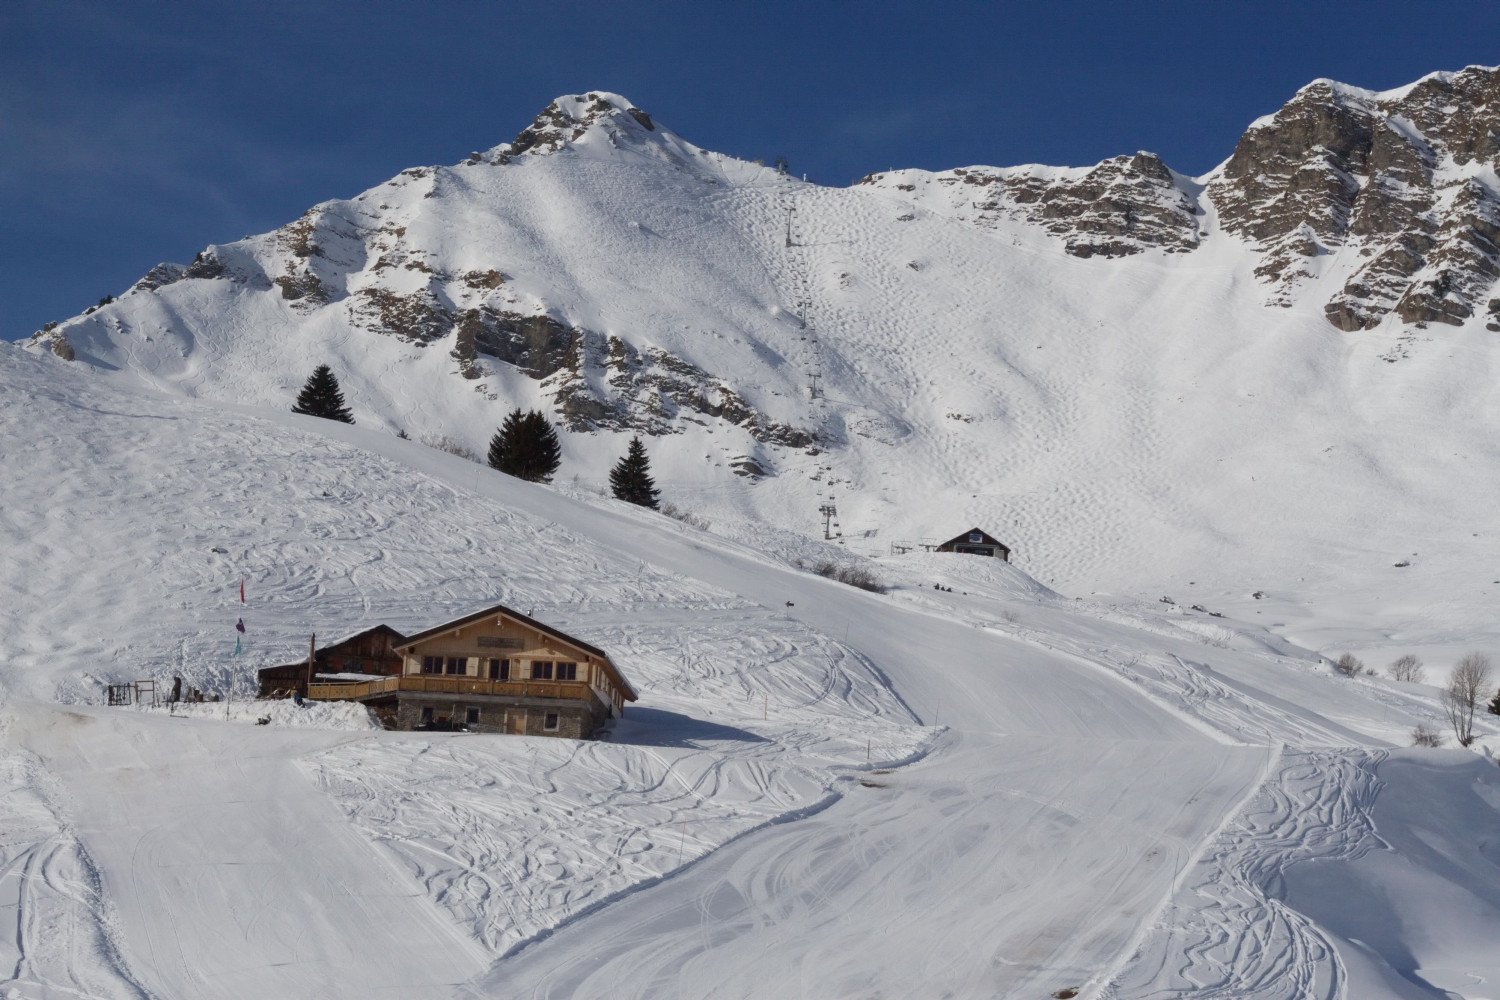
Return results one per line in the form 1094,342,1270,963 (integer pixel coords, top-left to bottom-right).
240,579,245,604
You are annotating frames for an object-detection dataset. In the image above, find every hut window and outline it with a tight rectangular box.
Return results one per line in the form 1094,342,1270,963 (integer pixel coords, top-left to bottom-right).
544,712,559,730
465,707,480,725
531,661,554,680
420,706,434,725
488,658,509,680
556,662,578,681
445,656,463,675
421,656,442,674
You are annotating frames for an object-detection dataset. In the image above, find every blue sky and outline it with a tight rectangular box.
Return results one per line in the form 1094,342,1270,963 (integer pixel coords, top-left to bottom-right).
4,0,1497,341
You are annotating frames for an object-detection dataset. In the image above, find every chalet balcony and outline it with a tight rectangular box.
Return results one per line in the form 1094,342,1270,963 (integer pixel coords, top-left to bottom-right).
307,675,604,709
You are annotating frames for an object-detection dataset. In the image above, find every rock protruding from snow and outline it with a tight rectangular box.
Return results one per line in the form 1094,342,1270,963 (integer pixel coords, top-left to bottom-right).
859,152,1201,258
1210,64,1500,328
483,91,710,173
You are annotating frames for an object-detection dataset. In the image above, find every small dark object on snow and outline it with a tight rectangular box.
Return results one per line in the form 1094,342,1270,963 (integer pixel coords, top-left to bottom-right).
1160,596,1175,605
211,546,228,554
1394,560,1411,567
1051,991,1079,1000
291,364,355,423
255,716,271,726
1252,590,1266,599
1191,604,1207,613
785,601,795,607
1209,611,1225,618
170,676,183,703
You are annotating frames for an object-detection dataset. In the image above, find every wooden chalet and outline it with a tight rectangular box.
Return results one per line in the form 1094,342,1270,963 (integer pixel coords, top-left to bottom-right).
935,527,1011,560
257,624,406,697
304,603,637,739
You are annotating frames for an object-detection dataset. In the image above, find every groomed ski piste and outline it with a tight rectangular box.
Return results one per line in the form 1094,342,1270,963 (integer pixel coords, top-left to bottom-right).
3,341,1499,1000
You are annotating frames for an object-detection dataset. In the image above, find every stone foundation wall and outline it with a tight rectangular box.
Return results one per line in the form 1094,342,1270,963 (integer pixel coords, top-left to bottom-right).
394,693,603,739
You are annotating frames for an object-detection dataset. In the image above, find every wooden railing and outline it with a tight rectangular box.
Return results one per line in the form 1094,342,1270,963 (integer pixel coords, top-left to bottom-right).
307,675,601,708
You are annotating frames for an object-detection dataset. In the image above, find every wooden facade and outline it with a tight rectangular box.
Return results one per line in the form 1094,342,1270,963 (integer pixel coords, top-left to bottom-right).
257,625,406,697
935,527,1011,560
305,604,636,739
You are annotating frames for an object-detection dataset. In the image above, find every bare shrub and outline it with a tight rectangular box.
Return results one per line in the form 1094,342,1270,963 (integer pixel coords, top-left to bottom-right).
1386,654,1425,684
659,502,710,531
1334,653,1365,677
419,434,479,462
813,560,885,593
1411,723,1444,748
1442,652,1492,747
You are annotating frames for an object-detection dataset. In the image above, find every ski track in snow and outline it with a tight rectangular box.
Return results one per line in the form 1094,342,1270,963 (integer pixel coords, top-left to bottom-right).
0,713,153,1000
1101,750,1388,1000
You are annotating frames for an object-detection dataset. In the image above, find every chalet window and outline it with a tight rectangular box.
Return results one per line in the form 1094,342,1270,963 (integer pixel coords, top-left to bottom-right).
556,662,578,681
465,707,480,725
445,656,463,675
421,656,442,674
544,712,559,730
531,661,553,680
420,706,434,724
488,658,509,680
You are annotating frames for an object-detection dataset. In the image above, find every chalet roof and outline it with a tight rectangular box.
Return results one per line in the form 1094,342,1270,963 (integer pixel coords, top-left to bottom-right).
322,623,408,649
394,602,638,701
936,527,1011,552
262,624,407,675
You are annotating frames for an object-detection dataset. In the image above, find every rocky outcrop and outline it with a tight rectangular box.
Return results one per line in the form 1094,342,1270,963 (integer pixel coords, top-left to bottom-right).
544,331,812,448
1212,65,1500,327
25,323,74,361
446,307,812,447
131,262,186,293
490,92,658,164
860,152,1201,257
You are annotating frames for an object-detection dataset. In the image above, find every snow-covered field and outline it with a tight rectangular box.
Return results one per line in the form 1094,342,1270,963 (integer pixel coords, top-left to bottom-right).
3,338,1500,998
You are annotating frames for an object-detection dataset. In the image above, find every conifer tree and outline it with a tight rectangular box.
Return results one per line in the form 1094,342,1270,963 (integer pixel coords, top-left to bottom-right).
609,436,660,509
290,364,355,423
487,408,561,483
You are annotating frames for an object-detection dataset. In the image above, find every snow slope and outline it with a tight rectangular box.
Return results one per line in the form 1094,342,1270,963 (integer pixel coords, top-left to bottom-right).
26,84,1500,677
4,340,1500,997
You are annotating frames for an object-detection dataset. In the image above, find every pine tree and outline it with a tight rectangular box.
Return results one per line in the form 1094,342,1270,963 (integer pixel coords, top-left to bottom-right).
609,435,660,509
487,408,561,483
291,364,355,423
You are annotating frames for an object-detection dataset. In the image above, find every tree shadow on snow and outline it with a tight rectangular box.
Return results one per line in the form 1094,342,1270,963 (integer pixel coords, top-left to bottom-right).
608,707,769,749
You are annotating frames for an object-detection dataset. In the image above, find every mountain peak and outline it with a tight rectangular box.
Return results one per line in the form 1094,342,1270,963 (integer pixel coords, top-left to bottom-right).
485,91,665,163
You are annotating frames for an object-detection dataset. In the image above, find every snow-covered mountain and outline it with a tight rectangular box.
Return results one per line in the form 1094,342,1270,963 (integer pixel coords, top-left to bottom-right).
22,72,1500,652
6,72,1500,1000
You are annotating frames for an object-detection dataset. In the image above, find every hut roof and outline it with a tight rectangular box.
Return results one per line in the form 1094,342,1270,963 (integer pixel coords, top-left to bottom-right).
394,602,637,701
936,527,1011,552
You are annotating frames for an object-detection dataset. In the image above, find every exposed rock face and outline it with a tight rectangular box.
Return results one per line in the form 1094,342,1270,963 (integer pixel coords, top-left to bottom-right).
859,152,1201,258
490,92,659,164
1211,65,1500,327
25,323,74,361
531,329,811,447
131,262,186,292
